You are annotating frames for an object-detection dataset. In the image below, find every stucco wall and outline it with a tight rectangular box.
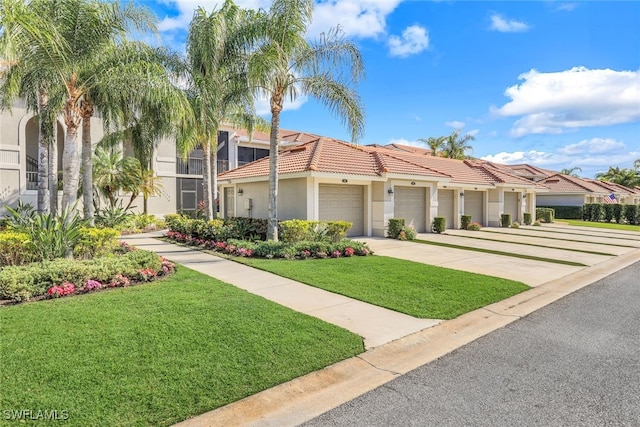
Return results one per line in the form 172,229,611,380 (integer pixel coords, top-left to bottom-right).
278,178,307,220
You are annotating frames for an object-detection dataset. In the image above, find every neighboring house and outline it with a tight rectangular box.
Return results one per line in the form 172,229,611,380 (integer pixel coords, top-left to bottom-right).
218,137,542,236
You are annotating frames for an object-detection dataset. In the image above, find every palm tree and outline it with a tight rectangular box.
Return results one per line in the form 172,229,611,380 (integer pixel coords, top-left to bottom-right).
560,166,582,177
442,129,474,159
250,0,365,240
596,166,640,188
417,136,446,156
0,0,67,214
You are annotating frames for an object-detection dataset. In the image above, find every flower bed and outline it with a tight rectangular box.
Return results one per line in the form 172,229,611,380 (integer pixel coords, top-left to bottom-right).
0,242,176,303
165,231,372,259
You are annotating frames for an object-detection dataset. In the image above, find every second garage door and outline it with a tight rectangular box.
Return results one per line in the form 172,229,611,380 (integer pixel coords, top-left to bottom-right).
463,191,484,225
394,187,427,232
437,189,455,229
319,184,364,236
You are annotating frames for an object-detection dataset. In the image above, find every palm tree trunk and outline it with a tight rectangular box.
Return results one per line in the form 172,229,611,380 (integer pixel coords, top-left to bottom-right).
37,92,50,214
62,122,81,211
267,104,281,241
81,101,94,223
49,132,58,216
201,140,213,220
211,141,218,219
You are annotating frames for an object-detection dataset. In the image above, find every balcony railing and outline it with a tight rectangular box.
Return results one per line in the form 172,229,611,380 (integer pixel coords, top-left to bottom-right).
176,157,203,175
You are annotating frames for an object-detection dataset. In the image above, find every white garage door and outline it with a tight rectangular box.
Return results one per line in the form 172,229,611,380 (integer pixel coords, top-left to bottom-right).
437,189,455,229
394,187,427,232
319,184,364,236
504,191,519,222
464,191,484,225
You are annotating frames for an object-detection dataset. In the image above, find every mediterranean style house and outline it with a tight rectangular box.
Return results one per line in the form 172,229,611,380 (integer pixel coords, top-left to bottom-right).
2,101,638,235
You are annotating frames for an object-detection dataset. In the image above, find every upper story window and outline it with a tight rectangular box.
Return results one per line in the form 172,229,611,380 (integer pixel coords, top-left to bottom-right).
238,146,269,166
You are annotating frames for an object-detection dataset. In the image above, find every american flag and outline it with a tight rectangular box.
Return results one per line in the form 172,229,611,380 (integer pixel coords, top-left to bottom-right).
604,193,618,204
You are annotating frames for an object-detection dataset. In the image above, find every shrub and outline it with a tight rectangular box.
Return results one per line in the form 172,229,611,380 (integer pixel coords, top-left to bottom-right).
523,212,532,226
73,227,120,259
603,204,614,223
0,249,166,302
588,204,603,222
279,219,352,243
613,204,624,224
466,222,481,231
500,214,511,227
0,231,35,267
533,221,541,226
432,217,446,234
623,205,639,225
460,215,472,230
537,206,582,220
94,204,131,229
536,208,554,223
398,225,417,241
387,218,405,239
511,222,520,229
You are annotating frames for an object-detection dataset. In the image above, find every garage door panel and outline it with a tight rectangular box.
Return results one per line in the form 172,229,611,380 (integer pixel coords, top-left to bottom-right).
464,191,483,225
437,190,455,229
504,192,519,221
394,187,427,232
319,184,364,236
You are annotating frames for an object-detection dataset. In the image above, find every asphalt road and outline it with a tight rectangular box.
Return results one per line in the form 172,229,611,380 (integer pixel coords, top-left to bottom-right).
304,261,640,427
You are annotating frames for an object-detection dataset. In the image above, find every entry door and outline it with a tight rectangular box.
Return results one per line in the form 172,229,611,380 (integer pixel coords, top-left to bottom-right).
224,187,235,219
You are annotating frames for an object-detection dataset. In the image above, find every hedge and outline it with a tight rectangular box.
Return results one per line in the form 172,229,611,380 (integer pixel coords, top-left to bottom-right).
537,206,582,220
536,208,554,223
581,204,640,225
387,218,405,239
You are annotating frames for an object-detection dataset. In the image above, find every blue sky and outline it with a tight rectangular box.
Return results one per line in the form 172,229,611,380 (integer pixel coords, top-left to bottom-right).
148,0,639,178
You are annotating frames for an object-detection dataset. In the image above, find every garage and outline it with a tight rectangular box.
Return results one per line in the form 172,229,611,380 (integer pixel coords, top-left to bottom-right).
504,191,519,223
394,187,427,232
319,184,364,236
437,189,455,229
463,191,484,225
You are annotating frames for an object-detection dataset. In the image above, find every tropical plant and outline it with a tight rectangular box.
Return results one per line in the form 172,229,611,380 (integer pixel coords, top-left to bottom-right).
417,136,446,156
249,0,365,240
442,129,475,159
595,166,640,188
178,1,263,221
92,146,139,210
560,166,582,177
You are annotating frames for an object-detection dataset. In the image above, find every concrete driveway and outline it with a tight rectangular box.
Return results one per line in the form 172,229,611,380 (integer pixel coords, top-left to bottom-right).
359,223,640,287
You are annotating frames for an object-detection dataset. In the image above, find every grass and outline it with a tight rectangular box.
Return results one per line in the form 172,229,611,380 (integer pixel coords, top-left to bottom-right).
413,239,588,267
557,219,640,232
0,267,363,426
237,256,529,320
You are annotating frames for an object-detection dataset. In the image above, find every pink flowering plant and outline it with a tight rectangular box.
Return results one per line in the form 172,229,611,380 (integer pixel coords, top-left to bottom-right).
84,279,102,292
109,274,131,288
138,268,157,282
47,282,75,298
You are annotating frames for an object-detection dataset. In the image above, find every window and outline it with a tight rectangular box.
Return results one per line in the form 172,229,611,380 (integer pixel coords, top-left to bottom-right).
238,146,269,166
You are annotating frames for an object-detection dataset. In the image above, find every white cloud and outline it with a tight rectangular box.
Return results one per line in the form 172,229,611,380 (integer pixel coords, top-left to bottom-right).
387,25,429,58
557,138,625,155
495,67,640,137
309,0,403,40
467,129,480,137
489,14,530,33
481,138,638,177
551,2,577,12
445,120,465,129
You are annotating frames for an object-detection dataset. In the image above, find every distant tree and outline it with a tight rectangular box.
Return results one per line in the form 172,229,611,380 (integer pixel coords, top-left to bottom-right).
442,129,475,159
596,166,640,188
560,166,582,177
417,136,446,156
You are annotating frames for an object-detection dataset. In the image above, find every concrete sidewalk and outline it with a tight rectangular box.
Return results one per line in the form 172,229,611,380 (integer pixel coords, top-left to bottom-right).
121,232,440,350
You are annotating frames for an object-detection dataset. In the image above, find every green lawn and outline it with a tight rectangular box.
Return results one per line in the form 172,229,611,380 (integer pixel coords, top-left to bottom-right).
557,219,640,232
0,267,363,426
238,256,529,319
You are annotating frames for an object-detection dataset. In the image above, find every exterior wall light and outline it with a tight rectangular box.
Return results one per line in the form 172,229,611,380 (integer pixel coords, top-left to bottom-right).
237,189,243,195
388,187,394,194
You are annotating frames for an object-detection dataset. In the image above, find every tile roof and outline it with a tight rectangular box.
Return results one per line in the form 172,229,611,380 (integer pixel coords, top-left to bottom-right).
538,174,608,193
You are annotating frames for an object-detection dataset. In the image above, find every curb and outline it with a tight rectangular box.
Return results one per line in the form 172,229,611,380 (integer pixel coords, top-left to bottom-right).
173,248,640,427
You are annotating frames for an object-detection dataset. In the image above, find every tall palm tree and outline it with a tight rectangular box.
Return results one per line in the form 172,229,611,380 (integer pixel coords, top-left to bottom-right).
417,135,446,156
560,166,582,177
0,0,67,214
442,129,474,159
250,0,365,240
596,166,640,188
178,1,262,221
